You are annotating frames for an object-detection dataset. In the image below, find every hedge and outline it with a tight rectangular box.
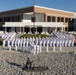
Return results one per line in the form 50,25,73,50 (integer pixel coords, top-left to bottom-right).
20,34,49,38
0,39,3,45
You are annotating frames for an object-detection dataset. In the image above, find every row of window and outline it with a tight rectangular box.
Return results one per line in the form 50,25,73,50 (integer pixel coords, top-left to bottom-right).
47,16,73,22
0,16,20,22
0,16,36,22
0,15,74,23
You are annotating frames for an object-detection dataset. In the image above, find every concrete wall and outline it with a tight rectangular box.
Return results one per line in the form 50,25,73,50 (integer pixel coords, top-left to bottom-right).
22,14,32,22
22,13,44,22
35,13,44,22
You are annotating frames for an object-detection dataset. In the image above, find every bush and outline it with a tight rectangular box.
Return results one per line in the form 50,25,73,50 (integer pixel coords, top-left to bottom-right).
21,34,31,38
20,34,49,38
0,39,3,45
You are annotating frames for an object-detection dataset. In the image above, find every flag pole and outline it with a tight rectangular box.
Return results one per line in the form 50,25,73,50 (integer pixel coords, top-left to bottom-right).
33,0,36,34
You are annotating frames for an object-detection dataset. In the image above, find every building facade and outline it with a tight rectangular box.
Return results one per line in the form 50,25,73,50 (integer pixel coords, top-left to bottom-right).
0,5,74,33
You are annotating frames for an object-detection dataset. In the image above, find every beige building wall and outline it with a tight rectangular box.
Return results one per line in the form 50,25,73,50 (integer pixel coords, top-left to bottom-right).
34,6,74,31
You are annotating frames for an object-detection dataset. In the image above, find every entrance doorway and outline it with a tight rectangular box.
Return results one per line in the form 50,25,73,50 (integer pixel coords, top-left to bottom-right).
31,27,36,34
37,27,42,34
24,27,30,33
7,27,11,32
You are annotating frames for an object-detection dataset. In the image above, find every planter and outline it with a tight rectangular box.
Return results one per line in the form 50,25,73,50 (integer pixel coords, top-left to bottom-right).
0,39,3,45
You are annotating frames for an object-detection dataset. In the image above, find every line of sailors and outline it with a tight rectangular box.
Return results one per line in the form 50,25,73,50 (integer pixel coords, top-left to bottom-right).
3,37,74,47
0,32,16,39
3,32,75,54
52,32,75,40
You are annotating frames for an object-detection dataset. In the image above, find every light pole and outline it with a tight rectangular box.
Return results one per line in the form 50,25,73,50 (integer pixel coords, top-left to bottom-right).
33,0,36,34
34,0,35,6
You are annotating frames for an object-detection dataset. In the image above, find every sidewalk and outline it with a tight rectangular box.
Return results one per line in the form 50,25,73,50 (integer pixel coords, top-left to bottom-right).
0,46,76,53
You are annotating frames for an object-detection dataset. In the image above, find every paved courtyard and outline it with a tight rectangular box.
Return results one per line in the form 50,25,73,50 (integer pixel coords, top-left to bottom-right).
0,46,76,53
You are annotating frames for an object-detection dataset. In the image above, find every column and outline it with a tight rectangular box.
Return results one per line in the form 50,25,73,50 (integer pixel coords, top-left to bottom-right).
11,27,15,32
55,27,57,31
55,16,57,22
62,27,63,32
44,14,47,22
15,27,16,32
64,27,65,32
20,27,21,34
67,27,68,32
29,27,31,34
5,27,7,33
23,27,24,33
42,27,44,33
42,27,46,33
35,27,37,34
46,27,47,33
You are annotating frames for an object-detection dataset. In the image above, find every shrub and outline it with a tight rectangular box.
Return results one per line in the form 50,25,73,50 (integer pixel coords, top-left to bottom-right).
0,39,3,45
20,34,49,38
20,34,31,38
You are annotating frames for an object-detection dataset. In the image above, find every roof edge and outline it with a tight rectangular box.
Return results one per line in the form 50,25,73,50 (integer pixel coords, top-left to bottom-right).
0,5,34,13
34,5,74,14
0,5,74,14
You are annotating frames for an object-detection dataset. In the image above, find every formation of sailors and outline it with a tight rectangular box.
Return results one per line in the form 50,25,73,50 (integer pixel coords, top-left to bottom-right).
3,37,74,47
2,32,75,54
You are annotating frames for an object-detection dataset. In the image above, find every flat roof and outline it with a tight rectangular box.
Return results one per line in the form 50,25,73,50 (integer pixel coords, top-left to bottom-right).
0,5,74,16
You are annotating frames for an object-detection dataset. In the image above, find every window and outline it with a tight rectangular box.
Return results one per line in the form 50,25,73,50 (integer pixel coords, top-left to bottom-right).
0,26,4,31
12,16,16,22
57,17,60,22
7,17,10,22
4,17,7,22
47,16,51,22
65,18,68,22
71,18,74,23
0,18,2,22
16,16,20,22
68,18,71,22
61,17,64,22
52,16,55,22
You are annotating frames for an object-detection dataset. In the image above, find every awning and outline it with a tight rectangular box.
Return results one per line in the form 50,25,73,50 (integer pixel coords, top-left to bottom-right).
35,22,66,27
3,22,66,27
